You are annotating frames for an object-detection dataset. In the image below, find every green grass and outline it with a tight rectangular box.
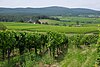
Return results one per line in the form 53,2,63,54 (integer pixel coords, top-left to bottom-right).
1,22,99,34
60,45,97,67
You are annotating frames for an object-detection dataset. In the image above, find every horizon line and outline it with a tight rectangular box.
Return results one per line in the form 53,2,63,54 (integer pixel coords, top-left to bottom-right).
0,6,99,11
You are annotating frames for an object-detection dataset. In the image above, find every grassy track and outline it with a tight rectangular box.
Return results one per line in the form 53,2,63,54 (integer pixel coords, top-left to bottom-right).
60,45,97,67
61,44,97,67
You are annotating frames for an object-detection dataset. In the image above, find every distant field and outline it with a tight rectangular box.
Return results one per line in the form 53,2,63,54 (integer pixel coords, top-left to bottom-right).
40,19,76,25
40,16,100,27
55,16,100,23
1,22,99,34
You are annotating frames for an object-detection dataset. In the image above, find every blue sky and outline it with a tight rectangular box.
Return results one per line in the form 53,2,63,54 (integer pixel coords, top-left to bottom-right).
0,0,100,10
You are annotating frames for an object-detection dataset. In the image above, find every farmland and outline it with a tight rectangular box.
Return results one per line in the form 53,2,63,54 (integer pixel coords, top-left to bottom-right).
0,1,100,66
1,22,99,34
0,16,100,67
0,30,98,67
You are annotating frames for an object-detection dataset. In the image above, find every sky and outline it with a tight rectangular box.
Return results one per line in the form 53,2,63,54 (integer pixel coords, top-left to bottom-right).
0,0,100,10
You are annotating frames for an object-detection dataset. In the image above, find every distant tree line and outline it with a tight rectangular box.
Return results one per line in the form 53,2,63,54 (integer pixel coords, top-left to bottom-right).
0,15,60,22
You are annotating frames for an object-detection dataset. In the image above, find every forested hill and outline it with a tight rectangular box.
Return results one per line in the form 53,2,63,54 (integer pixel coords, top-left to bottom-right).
0,6,100,16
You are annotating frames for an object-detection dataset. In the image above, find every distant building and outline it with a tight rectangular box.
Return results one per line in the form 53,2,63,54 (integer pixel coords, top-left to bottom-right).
35,20,42,24
75,25,82,27
28,19,42,24
39,20,48,25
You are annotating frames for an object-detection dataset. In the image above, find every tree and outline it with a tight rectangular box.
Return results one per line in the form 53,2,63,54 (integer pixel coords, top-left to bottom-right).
76,21,79,25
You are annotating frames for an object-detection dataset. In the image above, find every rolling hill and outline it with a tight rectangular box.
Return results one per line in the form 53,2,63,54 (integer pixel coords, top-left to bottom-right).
0,6,100,16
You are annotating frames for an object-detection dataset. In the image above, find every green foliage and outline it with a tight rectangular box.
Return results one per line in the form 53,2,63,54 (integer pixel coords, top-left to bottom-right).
97,34,100,66
0,23,7,30
0,30,98,67
0,30,68,66
68,34,98,48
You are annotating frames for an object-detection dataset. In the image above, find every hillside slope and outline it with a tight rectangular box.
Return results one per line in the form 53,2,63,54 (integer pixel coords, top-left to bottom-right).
0,6,100,16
